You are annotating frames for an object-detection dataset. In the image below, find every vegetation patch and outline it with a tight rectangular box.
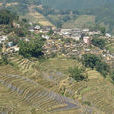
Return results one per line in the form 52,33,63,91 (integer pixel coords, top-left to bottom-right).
82,54,109,77
68,66,88,82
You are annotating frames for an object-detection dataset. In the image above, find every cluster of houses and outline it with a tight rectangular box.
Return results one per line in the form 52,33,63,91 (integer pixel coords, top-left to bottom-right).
43,35,105,58
0,35,19,54
29,24,112,46
0,22,113,63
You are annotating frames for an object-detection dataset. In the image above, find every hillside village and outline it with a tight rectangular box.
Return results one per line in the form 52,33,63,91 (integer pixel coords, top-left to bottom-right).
0,22,113,66
0,2,114,114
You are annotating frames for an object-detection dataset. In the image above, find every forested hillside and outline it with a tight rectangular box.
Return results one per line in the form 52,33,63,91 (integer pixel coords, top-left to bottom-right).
41,0,114,34
1,0,114,34
43,0,114,10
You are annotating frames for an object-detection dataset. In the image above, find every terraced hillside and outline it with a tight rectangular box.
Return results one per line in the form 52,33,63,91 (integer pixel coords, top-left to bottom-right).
62,15,95,29
7,55,114,113
0,65,99,114
23,5,55,27
0,74,81,112
0,55,112,113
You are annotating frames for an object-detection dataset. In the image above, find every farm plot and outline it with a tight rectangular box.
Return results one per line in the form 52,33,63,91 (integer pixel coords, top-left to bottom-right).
0,74,83,113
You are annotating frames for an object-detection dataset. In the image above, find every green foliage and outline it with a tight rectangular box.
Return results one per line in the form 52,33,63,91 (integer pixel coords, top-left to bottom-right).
0,9,18,25
82,54,101,69
0,55,9,65
91,38,106,49
69,66,87,81
82,54,109,77
99,27,106,35
47,29,54,35
19,38,45,58
110,71,114,81
96,62,109,77
3,25,14,34
14,28,27,37
8,35,20,45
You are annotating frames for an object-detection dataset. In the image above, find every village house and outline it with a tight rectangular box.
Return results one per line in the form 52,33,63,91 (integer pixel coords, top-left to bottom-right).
88,31,101,36
0,35,7,43
25,38,30,42
83,36,91,44
41,26,52,33
105,33,111,38
7,45,19,53
82,28,89,33
42,35,50,40
7,42,13,47
34,25,41,30
71,34,81,41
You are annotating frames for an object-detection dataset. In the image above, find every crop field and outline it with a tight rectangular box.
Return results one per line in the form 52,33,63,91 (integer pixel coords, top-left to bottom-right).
23,5,55,27
0,65,95,114
62,15,95,29
0,55,112,113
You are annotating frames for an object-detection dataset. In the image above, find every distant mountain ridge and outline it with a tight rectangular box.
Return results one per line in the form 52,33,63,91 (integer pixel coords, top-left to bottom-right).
1,0,114,34
42,0,114,34
43,0,114,10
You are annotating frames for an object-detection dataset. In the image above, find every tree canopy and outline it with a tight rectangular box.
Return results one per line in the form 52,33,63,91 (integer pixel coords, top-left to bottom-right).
19,38,45,58
69,66,87,81
0,9,18,25
82,54,109,77
91,38,106,49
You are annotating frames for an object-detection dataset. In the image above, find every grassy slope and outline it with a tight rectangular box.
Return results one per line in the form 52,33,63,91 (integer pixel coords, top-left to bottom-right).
62,15,95,29
21,5,55,27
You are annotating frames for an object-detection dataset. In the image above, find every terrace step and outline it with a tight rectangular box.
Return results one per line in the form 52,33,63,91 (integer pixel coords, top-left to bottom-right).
0,74,81,112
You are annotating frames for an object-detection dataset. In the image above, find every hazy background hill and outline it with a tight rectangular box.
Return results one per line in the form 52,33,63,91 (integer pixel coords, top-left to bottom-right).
42,0,114,10
42,0,114,34
0,0,114,34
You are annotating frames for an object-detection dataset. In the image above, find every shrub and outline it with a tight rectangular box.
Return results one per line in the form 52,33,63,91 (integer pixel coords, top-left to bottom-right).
0,55,9,65
82,54,109,77
69,66,87,81
82,54,101,69
91,38,106,49
96,62,109,77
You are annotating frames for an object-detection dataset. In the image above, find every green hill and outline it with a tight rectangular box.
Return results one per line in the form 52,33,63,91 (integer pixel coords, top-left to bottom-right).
42,0,114,10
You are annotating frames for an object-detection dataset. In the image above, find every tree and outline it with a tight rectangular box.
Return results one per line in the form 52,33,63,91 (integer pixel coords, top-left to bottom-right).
8,36,20,45
82,54,101,69
47,29,54,35
110,71,114,81
0,54,9,65
99,27,106,35
96,62,109,77
19,38,44,58
0,9,18,25
91,38,106,49
69,66,87,81
14,28,27,37
82,54,110,77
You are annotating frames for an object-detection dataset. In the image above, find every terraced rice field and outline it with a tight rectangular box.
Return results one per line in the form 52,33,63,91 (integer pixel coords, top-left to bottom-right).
24,5,55,27
62,15,95,29
9,56,79,89
0,74,84,113
4,56,114,113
